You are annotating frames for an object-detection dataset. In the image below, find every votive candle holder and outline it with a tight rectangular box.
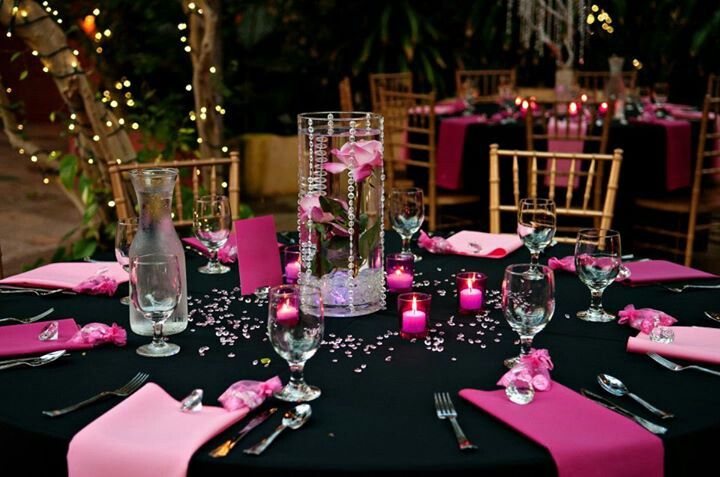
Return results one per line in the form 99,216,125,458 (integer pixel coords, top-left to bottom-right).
269,284,300,327
283,245,302,284
398,292,431,340
456,272,487,314
386,253,414,293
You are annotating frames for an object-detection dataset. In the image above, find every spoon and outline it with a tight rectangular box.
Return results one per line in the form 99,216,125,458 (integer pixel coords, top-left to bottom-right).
597,374,674,419
243,404,312,455
705,311,720,324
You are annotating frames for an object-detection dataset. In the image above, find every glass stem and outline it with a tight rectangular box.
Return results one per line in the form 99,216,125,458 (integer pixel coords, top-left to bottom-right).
209,250,220,269
289,362,306,387
520,336,533,356
152,320,165,347
591,289,604,312
401,237,411,254
530,252,540,267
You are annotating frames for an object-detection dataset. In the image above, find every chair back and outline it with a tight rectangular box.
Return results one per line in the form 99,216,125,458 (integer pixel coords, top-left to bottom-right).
455,69,516,103
0,241,4,279
708,74,720,97
489,144,623,243
369,72,413,113
576,70,638,99
108,153,241,227
339,77,353,111
380,89,440,230
685,94,720,264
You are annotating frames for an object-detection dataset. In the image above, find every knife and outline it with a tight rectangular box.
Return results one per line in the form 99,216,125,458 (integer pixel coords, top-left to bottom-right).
209,407,278,458
580,388,667,435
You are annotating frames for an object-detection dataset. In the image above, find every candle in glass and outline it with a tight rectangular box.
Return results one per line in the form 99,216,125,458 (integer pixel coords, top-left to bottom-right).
456,272,487,314
283,245,301,284
386,253,414,293
398,292,430,339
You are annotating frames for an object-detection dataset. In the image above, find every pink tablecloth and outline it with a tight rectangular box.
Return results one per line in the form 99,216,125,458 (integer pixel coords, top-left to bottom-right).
460,384,663,477
67,383,248,477
436,115,487,189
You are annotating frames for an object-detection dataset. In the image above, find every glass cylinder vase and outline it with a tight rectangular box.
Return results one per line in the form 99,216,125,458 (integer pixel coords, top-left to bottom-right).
128,168,188,336
606,55,627,121
297,112,385,317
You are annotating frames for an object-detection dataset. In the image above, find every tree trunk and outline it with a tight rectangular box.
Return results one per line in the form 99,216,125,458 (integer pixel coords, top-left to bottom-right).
184,0,224,158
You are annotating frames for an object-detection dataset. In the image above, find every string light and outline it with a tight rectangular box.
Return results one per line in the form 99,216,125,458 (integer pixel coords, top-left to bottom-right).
43,177,50,185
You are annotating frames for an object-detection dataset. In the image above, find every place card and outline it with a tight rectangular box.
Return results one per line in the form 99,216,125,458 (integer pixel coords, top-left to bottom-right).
235,216,282,295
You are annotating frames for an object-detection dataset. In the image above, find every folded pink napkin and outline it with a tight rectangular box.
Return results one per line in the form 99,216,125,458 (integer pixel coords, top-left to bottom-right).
419,230,522,259
183,235,237,264
67,383,250,477
0,319,125,358
628,326,720,365
0,262,127,291
436,115,487,190
622,260,717,285
460,383,663,477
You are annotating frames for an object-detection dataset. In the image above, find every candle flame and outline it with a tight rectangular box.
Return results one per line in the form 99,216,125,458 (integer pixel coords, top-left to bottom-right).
466,277,474,290
521,100,529,111
394,267,403,275
280,300,291,312
412,296,418,312
569,102,578,115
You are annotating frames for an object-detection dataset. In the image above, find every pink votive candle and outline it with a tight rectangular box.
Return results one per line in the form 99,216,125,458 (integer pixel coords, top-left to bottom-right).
276,301,299,326
460,287,483,310
402,305,426,334
456,272,487,314
285,260,301,284
387,268,413,292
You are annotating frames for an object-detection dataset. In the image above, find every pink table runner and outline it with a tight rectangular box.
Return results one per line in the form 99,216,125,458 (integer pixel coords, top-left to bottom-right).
67,383,248,477
436,115,487,190
460,384,664,477
628,326,720,365
0,262,127,290
633,113,692,191
622,260,717,286
0,318,92,358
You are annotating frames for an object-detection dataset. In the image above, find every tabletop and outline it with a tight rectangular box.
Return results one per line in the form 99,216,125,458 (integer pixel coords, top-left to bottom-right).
0,234,719,476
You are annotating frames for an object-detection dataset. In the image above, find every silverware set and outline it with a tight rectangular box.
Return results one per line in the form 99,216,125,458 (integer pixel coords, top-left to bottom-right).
209,407,278,457
580,389,667,435
433,392,477,451
43,372,149,417
243,404,312,455
596,374,674,419
0,308,54,325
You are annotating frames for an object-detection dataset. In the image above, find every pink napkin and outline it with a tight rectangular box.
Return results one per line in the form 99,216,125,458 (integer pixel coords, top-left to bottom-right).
0,262,127,291
546,117,586,188
436,115,487,190
67,383,249,477
622,260,717,285
183,235,237,264
235,216,282,295
460,384,663,477
445,230,523,258
628,326,720,365
0,318,99,357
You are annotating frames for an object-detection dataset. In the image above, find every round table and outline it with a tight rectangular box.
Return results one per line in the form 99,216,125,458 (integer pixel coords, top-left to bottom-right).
1,235,718,476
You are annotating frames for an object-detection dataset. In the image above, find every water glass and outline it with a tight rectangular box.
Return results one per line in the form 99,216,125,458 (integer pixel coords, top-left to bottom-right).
389,187,425,261
115,217,138,306
502,264,555,368
653,82,669,107
517,198,556,269
193,195,231,274
268,284,323,402
130,254,182,357
575,229,622,322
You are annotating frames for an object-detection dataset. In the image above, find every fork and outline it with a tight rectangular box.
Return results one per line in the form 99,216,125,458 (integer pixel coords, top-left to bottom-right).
647,353,720,377
662,284,720,293
0,286,75,296
0,308,54,325
433,392,477,451
43,372,149,417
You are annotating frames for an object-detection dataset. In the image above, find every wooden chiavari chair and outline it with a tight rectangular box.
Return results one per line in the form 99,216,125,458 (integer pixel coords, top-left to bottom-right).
489,144,624,243
708,74,720,97
633,95,720,265
527,99,614,222
455,69,516,103
0,241,4,279
381,90,482,231
576,70,638,100
108,153,241,227
339,77,353,111
369,72,412,113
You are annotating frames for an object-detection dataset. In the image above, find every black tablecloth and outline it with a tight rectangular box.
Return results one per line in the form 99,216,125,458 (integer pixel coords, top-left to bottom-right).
1,235,719,476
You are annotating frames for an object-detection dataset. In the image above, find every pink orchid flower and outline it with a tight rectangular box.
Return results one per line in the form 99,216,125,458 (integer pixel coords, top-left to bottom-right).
325,139,383,182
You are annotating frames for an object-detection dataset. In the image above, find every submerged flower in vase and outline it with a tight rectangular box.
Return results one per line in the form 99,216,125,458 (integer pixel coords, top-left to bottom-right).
299,195,335,224
325,139,383,182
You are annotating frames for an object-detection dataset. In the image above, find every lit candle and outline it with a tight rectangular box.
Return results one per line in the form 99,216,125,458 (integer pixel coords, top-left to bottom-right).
459,278,483,311
285,260,301,284
387,267,413,292
276,300,299,326
569,101,578,116
514,96,522,106
402,297,426,334
599,101,609,114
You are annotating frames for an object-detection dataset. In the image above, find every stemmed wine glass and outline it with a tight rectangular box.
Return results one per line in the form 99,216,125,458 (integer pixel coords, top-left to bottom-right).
575,228,622,322
389,187,425,262
502,264,555,368
115,217,138,305
517,198,556,271
193,195,231,274
653,82,669,108
268,284,324,402
130,254,182,357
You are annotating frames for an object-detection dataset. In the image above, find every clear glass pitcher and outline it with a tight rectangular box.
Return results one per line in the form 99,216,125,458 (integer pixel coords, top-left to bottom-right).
128,168,188,336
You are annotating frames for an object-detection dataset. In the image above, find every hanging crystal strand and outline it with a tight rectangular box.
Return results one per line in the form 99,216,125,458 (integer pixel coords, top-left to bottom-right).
302,117,316,283
506,0,514,37
536,2,546,56
376,114,387,310
346,119,357,314
578,0,586,64
315,116,330,197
